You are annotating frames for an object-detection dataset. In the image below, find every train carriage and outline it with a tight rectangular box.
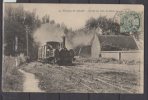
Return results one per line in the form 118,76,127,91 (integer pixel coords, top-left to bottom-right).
38,36,75,64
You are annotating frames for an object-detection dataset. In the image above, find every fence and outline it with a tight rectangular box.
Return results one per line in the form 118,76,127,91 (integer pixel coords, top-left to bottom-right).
101,50,143,62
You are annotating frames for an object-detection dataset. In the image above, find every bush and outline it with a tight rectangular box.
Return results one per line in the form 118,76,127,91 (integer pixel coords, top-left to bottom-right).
97,57,119,64
2,56,24,92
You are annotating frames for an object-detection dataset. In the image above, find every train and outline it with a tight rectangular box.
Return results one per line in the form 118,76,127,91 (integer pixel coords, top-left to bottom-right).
38,36,75,65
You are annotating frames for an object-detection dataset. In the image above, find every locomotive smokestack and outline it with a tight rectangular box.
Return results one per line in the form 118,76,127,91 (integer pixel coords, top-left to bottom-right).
63,36,66,48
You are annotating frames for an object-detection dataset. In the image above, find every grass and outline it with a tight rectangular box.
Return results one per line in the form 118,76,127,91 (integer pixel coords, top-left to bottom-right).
2,56,24,92
22,63,87,93
22,64,63,92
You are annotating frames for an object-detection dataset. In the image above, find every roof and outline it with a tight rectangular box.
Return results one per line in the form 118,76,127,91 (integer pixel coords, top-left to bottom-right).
74,29,138,50
74,35,138,56
98,35,138,51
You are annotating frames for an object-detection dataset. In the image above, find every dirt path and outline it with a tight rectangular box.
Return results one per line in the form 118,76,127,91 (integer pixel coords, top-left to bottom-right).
18,69,44,92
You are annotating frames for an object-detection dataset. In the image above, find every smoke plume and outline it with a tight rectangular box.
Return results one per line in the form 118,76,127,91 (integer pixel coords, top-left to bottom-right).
66,32,94,49
34,23,95,49
34,23,64,45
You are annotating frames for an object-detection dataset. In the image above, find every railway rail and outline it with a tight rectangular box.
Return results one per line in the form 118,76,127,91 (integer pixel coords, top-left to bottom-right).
56,65,136,93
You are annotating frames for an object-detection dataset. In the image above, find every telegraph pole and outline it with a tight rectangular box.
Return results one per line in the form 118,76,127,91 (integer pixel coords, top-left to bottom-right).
15,36,18,66
25,25,29,58
23,15,30,62
15,36,18,53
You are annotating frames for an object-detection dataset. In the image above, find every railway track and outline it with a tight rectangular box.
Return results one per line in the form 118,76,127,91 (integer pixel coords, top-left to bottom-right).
55,66,99,93
55,66,99,92
72,64,140,92
56,66,136,93
94,76,134,93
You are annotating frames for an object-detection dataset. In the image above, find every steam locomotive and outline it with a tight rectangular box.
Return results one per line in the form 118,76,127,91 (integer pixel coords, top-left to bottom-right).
38,36,75,65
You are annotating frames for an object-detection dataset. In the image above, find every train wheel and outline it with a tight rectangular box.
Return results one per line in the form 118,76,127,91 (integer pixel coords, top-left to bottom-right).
54,49,59,58
50,57,55,64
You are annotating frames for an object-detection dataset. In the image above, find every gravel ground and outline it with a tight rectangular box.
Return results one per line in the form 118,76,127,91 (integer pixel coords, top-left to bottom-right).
22,61,143,93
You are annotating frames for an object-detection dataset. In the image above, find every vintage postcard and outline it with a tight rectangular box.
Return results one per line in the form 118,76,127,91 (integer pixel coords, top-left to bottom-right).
2,3,144,93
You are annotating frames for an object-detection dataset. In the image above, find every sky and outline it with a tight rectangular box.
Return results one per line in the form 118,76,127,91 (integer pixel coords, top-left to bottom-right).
4,3,144,30
3,3,144,46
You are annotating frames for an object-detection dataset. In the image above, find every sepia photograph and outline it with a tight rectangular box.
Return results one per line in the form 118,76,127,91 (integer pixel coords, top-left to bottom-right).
2,3,144,93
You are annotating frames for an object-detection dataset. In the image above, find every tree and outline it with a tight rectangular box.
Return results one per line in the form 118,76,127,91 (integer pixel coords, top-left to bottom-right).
42,15,50,24
85,17,98,29
85,16,120,35
97,16,108,32
61,23,69,35
4,5,41,60
50,20,55,24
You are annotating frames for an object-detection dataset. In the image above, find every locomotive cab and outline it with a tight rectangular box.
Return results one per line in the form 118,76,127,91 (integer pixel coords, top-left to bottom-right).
46,41,62,63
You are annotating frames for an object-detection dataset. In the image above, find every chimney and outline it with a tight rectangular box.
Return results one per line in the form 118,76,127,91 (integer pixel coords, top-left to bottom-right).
63,36,66,48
